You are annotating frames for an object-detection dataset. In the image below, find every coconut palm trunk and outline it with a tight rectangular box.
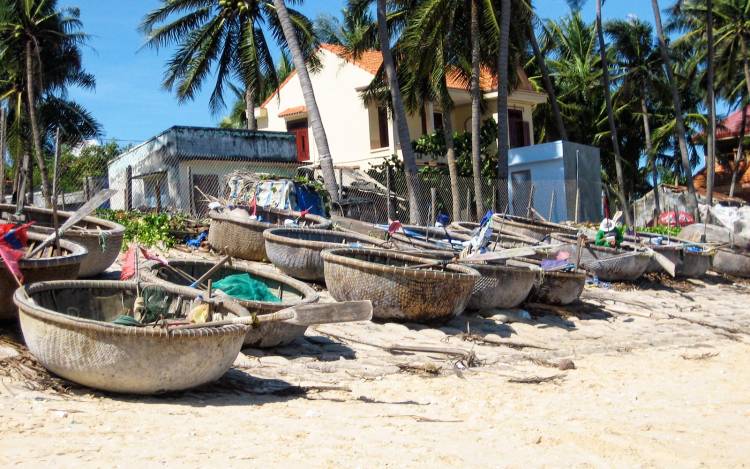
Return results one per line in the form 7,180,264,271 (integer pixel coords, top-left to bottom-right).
640,96,660,215
245,86,257,130
25,40,51,207
272,0,339,204
496,0,511,212
729,101,747,198
705,0,716,212
651,0,700,219
528,22,567,141
596,0,632,227
441,103,461,221
469,0,484,219
375,0,422,224
0,106,6,202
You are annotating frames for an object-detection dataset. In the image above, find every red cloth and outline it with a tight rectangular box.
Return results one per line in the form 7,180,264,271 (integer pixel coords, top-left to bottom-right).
0,223,33,283
387,221,402,235
657,211,695,227
120,245,168,280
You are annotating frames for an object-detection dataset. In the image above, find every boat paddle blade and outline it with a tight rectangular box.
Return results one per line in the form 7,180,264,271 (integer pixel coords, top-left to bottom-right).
647,248,676,278
283,301,373,326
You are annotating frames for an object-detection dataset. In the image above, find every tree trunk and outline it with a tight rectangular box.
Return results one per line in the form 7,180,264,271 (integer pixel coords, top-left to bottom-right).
441,104,461,221
245,85,257,130
272,0,339,204
375,0,422,224
741,37,750,101
496,0,511,212
0,106,6,202
640,96,660,216
596,0,631,227
705,0,716,214
651,0,700,220
469,0,484,218
528,22,567,141
25,39,51,207
729,100,747,198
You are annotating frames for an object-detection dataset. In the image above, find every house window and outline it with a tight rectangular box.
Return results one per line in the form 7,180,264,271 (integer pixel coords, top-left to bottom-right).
433,112,444,130
372,106,389,149
509,109,530,148
143,174,167,209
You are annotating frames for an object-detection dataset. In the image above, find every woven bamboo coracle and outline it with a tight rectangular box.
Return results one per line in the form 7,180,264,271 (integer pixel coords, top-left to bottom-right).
492,214,577,242
141,258,319,347
14,280,248,394
0,203,124,277
550,233,651,281
207,206,332,261
321,247,478,323
1,232,87,320
264,227,384,281
458,260,538,310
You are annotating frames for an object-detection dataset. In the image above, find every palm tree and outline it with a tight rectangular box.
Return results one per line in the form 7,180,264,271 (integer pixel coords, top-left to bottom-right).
595,0,632,227
495,0,512,210
0,0,95,207
606,18,663,214
651,0,700,219
469,0,484,216
706,0,716,210
272,0,340,203
528,19,568,141
141,0,316,132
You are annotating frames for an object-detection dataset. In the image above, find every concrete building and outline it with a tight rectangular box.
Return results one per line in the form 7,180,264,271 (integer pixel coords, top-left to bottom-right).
108,126,297,214
508,141,602,223
256,44,547,168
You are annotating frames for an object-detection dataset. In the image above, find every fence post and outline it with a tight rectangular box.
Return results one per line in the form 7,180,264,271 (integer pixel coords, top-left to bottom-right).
548,190,555,221
574,187,580,223
188,166,195,216
125,165,132,211
466,187,472,221
430,187,437,226
0,107,5,203
155,177,162,213
385,166,394,221
526,184,535,218
337,168,343,202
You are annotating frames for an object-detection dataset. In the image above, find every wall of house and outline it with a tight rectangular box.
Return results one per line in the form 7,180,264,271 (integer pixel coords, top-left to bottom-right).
260,49,376,168
107,134,174,210
508,143,567,221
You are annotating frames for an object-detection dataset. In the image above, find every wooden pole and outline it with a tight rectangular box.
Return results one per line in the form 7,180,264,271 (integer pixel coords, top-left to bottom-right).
385,165,393,221
125,165,133,211
188,166,195,216
466,187,472,221
430,187,437,226
526,184,536,218
574,187,581,223
0,107,6,203
548,190,555,221
337,168,343,202
155,177,162,213
51,128,61,255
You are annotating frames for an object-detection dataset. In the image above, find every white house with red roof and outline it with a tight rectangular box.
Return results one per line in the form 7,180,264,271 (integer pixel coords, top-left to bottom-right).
255,44,547,168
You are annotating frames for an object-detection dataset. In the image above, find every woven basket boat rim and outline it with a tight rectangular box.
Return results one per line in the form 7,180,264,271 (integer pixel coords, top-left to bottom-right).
263,227,383,250
17,232,88,267
551,233,651,257
492,214,578,232
321,247,480,278
0,203,125,236
141,257,320,306
457,259,539,274
209,207,329,230
14,280,248,337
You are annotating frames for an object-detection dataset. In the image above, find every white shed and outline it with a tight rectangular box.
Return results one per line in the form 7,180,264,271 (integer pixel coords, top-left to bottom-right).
507,140,602,223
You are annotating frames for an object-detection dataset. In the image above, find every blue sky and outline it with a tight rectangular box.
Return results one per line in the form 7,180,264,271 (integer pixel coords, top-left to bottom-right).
64,0,658,144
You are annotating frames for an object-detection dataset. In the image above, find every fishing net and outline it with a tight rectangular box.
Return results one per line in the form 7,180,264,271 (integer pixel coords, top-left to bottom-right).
212,273,281,302
111,285,188,326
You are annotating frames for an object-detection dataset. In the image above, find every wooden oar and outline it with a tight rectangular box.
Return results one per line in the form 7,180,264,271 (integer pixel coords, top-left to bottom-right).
465,243,567,262
27,188,116,258
171,300,373,330
644,247,677,277
189,255,231,288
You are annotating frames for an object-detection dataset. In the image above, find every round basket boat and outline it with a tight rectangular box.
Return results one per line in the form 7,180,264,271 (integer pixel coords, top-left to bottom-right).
447,221,537,248
322,248,479,323
207,206,332,262
14,280,248,394
458,260,538,310
141,258,319,348
264,228,384,281
710,247,750,278
549,233,651,282
492,215,577,242
515,258,586,305
0,204,124,277
390,225,470,252
1,232,87,321
625,233,712,278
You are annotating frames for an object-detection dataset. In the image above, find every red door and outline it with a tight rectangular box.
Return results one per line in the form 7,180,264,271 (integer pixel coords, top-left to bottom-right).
294,127,309,162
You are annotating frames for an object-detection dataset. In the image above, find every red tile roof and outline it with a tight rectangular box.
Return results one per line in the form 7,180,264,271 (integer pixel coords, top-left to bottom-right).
694,160,750,202
278,105,307,118
716,105,750,141
260,43,537,109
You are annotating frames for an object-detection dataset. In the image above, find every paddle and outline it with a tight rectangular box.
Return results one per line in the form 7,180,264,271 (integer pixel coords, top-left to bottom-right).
465,243,568,262
27,189,116,258
189,255,231,288
171,300,373,330
644,247,677,277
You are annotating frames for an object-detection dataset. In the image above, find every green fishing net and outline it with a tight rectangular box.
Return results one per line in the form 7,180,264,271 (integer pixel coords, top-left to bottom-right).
212,273,281,302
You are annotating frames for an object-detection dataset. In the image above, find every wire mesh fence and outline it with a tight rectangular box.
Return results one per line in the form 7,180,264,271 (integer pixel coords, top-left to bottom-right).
4,152,593,226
